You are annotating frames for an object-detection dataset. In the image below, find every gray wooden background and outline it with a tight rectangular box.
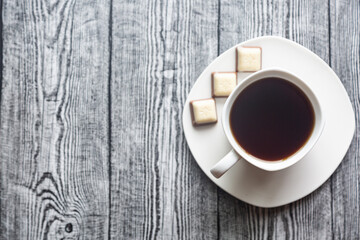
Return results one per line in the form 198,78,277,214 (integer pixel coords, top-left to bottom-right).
0,0,359,239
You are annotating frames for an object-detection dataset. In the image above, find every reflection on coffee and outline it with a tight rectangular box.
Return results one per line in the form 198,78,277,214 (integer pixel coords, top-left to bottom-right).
230,77,315,161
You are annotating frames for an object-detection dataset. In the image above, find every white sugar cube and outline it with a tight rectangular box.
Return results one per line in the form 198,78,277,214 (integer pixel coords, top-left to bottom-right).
190,98,217,126
212,72,237,97
237,46,262,72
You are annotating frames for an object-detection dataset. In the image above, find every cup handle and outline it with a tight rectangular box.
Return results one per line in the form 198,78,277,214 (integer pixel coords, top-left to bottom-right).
210,149,241,178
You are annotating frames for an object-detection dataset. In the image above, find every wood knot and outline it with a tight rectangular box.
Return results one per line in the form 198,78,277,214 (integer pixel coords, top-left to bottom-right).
65,223,73,233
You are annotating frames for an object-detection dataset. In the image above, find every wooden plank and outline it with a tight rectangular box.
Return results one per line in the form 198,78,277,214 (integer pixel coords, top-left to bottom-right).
218,0,333,239
110,0,219,238
0,0,110,239
329,0,360,239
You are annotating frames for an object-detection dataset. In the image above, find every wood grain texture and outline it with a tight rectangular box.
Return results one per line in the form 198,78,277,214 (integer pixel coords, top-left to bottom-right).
218,0,333,239
110,0,219,239
0,0,359,239
329,0,360,239
0,0,110,239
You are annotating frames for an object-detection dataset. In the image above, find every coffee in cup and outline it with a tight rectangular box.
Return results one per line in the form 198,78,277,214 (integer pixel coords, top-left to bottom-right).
229,77,315,161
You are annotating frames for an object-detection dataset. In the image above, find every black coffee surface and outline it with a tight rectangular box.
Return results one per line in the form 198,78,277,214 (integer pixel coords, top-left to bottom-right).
230,77,315,160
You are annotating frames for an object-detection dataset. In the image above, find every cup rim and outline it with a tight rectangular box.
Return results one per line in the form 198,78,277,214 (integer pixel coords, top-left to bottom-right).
222,67,325,171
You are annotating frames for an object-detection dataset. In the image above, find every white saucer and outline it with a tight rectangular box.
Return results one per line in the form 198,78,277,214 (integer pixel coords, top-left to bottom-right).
182,36,355,208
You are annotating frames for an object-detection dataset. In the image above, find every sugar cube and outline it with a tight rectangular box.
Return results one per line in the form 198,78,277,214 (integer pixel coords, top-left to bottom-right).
190,98,217,126
236,46,262,72
212,72,237,97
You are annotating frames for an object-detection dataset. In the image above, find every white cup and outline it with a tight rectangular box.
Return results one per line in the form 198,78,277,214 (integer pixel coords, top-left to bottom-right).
210,68,325,178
